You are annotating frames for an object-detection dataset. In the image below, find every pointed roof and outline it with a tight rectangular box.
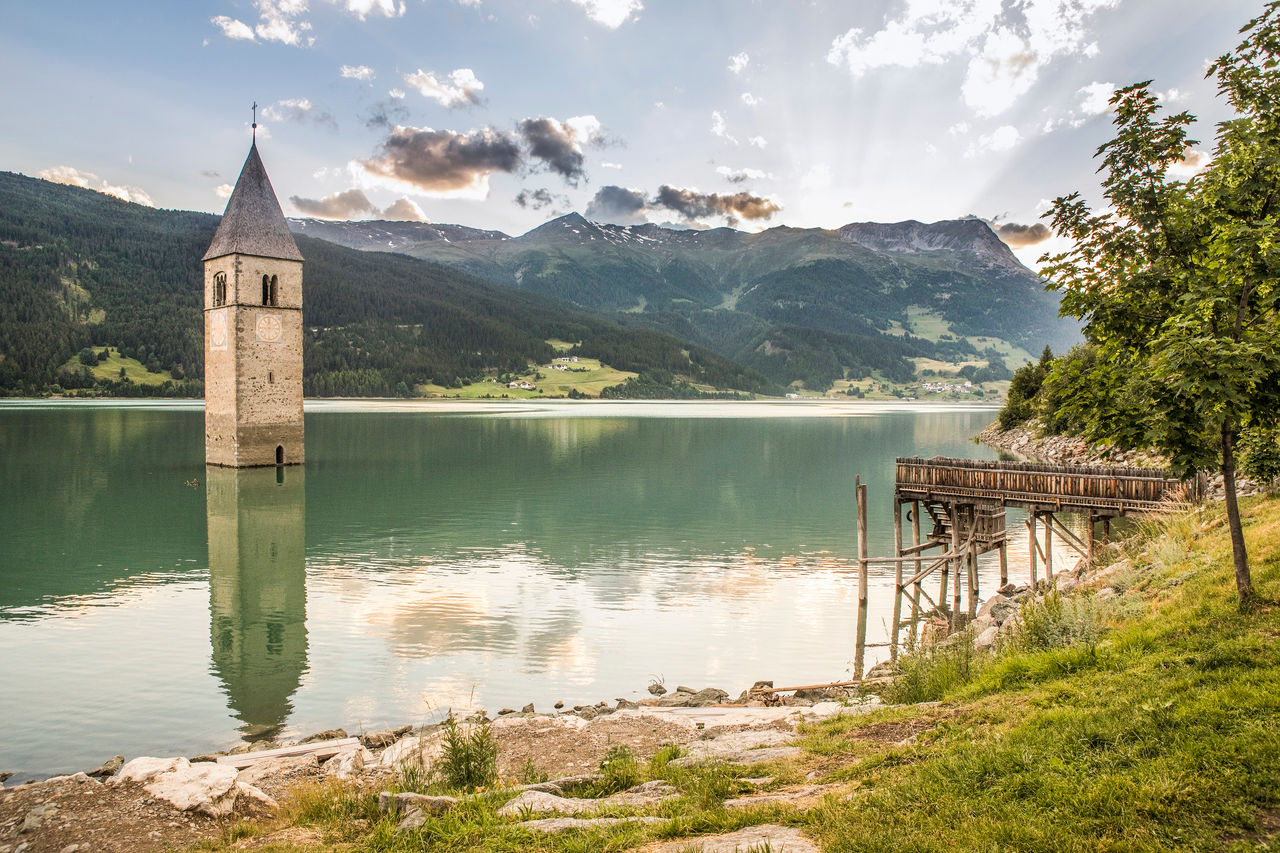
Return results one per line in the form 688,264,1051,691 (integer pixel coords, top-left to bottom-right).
203,142,304,262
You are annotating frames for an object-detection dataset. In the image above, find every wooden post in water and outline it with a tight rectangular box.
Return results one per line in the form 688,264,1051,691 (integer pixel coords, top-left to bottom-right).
998,538,1008,588
909,500,923,645
1044,515,1054,580
891,498,904,661
1087,512,1096,563
855,477,868,679
1028,514,1038,585
967,539,978,619
950,503,962,627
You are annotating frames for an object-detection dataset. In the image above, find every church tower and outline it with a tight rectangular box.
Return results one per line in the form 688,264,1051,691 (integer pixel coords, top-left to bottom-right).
203,141,305,467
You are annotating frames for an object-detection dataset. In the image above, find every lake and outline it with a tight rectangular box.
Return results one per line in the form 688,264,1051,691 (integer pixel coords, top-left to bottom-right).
0,399,1067,778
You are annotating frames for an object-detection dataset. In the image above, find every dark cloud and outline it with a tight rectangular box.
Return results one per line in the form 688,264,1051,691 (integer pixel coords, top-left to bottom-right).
585,185,648,224
992,221,1051,248
200,169,221,178
289,188,377,219
263,99,338,130
359,126,523,193
653,185,781,223
363,99,410,130
514,187,568,211
518,118,587,186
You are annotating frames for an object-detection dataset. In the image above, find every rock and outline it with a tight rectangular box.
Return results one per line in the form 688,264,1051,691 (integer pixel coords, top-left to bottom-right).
657,692,693,707
576,706,599,720
0,771,12,783
299,728,347,744
111,756,187,786
554,700,565,709
522,703,535,713
644,824,819,853
86,755,124,778
616,698,639,710
190,754,220,763
143,761,240,816
498,708,516,716
865,661,897,679
378,791,458,816
498,789,595,817
516,773,599,794
378,732,446,769
517,816,665,833
21,803,57,833
724,784,840,809
392,725,413,737
687,687,730,707
976,593,1008,621
1055,573,1078,593
1095,587,1118,601
234,781,279,811
360,730,399,749
396,807,427,831
974,626,1000,650
970,615,995,634
647,683,667,696
675,685,696,695
751,680,775,691
672,731,801,767
998,583,1018,595
324,746,374,779
236,754,319,788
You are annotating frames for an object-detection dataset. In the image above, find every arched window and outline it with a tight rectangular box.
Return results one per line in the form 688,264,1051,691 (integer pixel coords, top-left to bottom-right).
269,275,278,307
213,272,227,307
262,275,270,305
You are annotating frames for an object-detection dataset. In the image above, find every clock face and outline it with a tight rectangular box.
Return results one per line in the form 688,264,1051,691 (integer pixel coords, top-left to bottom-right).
209,309,228,351
256,313,283,343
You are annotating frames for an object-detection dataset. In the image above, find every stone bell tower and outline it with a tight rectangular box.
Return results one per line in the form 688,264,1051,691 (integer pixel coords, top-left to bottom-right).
203,139,305,467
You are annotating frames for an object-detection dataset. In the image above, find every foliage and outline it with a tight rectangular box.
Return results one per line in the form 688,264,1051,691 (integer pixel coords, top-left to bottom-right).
1007,590,1107,653
1036,10,1280,605
1240,422,1280,489
996,346,1052,429
591,745,642,796
438,716,498,791
879,630,980,705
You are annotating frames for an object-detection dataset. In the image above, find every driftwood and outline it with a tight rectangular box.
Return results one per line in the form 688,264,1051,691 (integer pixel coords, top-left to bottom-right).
215,737,360,769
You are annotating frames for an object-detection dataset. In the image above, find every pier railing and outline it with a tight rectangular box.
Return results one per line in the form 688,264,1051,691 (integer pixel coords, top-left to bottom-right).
895,456,1198,514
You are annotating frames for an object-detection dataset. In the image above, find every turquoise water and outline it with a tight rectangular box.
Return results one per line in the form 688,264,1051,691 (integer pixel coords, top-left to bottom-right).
0,399,1052,778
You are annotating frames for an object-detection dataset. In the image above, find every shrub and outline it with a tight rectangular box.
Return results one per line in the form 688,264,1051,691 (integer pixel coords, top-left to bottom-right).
880,629,979,704
438,716,498,791
1007,590,1105,653
593,744,641,795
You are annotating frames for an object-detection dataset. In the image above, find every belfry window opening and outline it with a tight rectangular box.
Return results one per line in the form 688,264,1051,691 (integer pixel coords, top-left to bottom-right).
261,275,278,306
213,272,227,307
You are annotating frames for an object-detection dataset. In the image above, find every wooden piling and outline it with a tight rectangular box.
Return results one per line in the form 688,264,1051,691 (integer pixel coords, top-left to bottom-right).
891,498,904,661
950,504,962,626
998,539,1008,588
909,500,923,645
1044,514,1054,580
1028,514,1038,585
855,477,868,679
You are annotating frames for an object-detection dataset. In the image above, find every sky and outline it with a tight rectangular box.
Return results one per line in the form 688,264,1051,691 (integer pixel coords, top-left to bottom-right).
0,0,1263,267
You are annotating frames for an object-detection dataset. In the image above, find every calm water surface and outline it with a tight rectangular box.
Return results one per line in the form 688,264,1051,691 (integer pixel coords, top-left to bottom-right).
0,399,1067,777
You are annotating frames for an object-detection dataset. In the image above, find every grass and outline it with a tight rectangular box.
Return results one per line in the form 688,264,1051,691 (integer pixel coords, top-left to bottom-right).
419,357,635,399
188,495,1280,852
60,345,173,385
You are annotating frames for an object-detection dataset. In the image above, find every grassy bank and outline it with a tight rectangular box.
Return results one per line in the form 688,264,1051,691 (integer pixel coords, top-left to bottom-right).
196,495,1280,852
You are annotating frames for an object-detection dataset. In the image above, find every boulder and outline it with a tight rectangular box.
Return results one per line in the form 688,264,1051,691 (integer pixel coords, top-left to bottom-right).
378,791,458,816
299,728,347,744
616,698,639,710
111,756,187,786
687,688,730,707
234,781,279,811
516,816,665,833
324,746,374,779
86,755,124,778
143,762,240,816
498,789,595,817
974,626,1000,650
522,703,535,713
643,824,818,853
236,754,319,788
647,683,667,696
378,732,446,769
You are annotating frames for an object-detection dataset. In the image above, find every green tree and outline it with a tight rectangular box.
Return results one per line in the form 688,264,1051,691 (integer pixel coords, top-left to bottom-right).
1040,7,1280,608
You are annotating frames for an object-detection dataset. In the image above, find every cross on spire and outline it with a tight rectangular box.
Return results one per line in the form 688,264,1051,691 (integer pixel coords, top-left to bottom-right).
251,101,258,141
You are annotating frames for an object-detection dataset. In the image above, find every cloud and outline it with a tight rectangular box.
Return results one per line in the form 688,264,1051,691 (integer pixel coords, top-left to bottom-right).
728,51,750,74
585,185,649,224
200,169,222,178
403,68,485,108
711,111,737,145
601,161,623,169
740,92,761,107
262,97,337,129
382,197,427,220
210,15,255,40
827,0,1120,117
991,220,1051,248
340,64,375,81
356,125,523,197
338,0,404,20
965,124,1021,157
567,0,642,28
652,185,781,224
517,115,604,186
1077,80,1115,116
748,135,767,149
249,0,313,47
515,187,569,212
716,166,771,183
363,99,410,129
38,165,155,207
1167,148,1211,180
290,188,378,218
215,183,234,199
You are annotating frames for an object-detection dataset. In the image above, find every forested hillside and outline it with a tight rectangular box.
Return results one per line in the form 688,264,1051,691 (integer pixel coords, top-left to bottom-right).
0,172,776,397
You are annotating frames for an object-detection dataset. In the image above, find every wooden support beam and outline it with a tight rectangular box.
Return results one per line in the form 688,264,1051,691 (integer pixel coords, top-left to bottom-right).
1044,514,1054,579
910,500,924,644
998,540,1008,588
1043,513,1088,557
1027,514,1039,584
891,498,904,662
855,478,868,680
950,503,962,626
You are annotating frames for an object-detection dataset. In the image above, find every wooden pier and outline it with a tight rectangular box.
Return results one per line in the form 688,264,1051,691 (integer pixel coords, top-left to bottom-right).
850,457,1200,676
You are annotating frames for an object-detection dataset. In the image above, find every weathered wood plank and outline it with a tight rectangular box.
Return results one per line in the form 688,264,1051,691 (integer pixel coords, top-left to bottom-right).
215,737,360,768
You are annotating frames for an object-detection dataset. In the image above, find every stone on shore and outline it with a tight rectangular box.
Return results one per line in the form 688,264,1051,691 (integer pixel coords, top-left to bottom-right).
236,753,319,788
85,755,124,778
141,761,240,815
517,816,666,833
639,824,820,853
378,791,458,816
324,746,374,779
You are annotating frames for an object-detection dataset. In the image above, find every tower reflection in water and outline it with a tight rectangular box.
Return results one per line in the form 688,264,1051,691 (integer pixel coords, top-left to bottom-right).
206,465,308,742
